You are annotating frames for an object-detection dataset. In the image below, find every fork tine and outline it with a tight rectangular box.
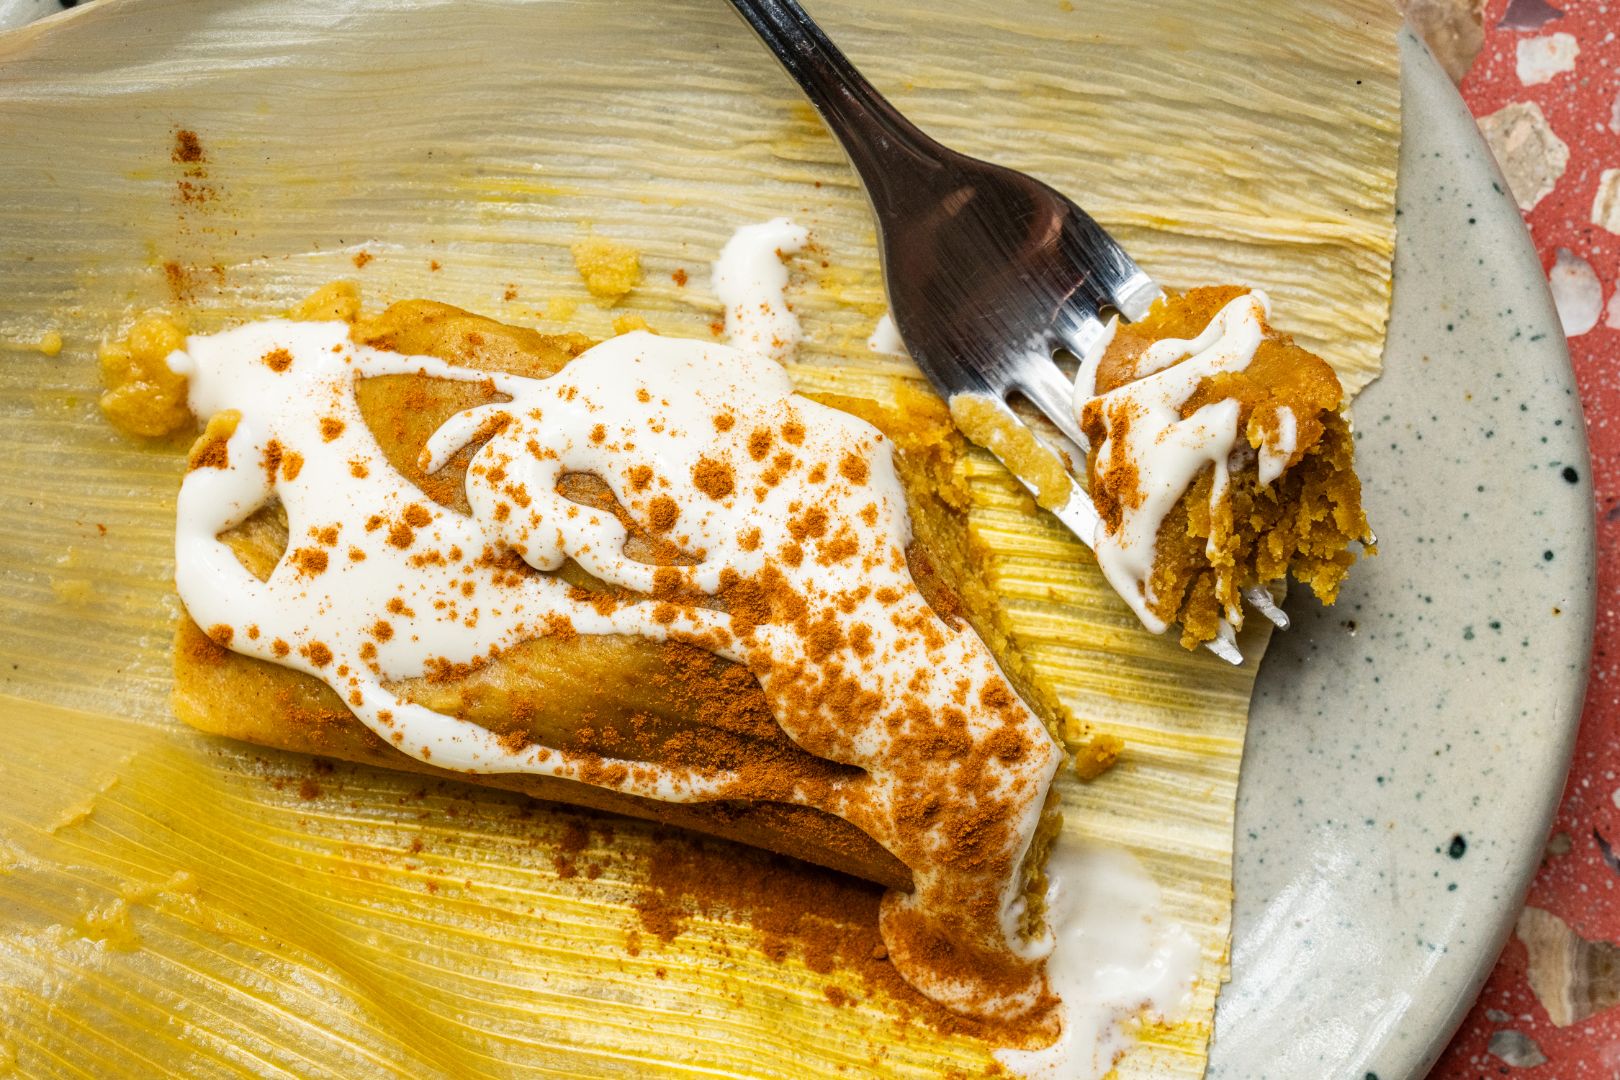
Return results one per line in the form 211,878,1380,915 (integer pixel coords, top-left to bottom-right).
962,391,1100,540
1056,204,1164,321
1107,270,1165,323
1008,352,1085,449
1206,621,1243,665
1052,306,1110,366
1243,585,1291,629
964,380,1251,667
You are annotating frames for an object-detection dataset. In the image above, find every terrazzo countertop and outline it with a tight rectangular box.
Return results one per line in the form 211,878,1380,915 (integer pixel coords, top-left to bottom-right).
1415,0,1620,1075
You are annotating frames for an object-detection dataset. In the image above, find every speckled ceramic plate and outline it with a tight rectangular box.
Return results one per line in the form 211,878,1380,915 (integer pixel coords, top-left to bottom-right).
1209,29,1594,1080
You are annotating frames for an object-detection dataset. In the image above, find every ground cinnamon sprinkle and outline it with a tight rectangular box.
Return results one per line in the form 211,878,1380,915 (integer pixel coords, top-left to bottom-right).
189,438,229,471
353,251,374,269
690,456,735,500
747,428,773,461
291,547,329,576
161,261,193,305
172,129,204,164
320,417,346,441
402,503,433,528
560,819,590,855
263,348,293,373
206,624,234,647
174,179,213,206
646,495,679,533
625,827,1044,1049
261,440,284,482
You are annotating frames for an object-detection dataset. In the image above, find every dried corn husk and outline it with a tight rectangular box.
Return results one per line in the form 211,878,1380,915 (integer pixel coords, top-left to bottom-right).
0,0,1401,1076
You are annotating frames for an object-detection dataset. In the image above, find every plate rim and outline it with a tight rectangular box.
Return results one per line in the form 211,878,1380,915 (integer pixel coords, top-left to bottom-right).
1215,26,1594,1080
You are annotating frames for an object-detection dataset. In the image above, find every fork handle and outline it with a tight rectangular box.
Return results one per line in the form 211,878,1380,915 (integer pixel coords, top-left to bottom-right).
724,0,942,192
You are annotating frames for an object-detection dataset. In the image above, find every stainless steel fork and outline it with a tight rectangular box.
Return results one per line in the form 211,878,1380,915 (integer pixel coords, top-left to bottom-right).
726,0,1279,662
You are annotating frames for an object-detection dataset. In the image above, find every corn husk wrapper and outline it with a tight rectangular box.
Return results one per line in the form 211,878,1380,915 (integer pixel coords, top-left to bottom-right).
0,0,1400,1076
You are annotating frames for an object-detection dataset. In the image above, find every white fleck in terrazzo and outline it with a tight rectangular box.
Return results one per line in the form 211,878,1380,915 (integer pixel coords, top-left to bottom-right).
1477,100,1570,211
1549,247,1603,337
1515,32,1579,85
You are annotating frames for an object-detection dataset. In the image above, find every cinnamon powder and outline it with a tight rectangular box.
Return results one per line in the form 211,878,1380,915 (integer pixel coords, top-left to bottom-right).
627,827,1049,1053
690,456,735,501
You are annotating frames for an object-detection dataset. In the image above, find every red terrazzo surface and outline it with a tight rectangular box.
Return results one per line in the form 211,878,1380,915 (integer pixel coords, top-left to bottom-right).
1432,1,1620,1076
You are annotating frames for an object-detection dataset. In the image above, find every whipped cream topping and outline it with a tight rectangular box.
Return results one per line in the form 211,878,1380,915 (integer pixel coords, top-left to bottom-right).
711,216,809,362
996,834,1199,1079
1071,291,1278,635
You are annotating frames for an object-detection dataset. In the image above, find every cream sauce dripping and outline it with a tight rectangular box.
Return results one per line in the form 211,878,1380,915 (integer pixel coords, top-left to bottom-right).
168,229,1059,1022
996,834,1200,1079
167,222,1198,1069
711,216,808,362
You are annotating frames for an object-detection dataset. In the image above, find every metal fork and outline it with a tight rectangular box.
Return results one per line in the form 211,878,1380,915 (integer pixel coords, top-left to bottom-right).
726,0,1281,662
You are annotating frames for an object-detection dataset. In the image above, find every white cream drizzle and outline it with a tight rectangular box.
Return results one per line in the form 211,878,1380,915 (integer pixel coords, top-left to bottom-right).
995,834,1200,1079
1258,405,1297,487
171,318,1059,810
167,221,1198,1070
168,221,1066,1025
1071,291,1276,635
866,311,906,355
711,216,808,362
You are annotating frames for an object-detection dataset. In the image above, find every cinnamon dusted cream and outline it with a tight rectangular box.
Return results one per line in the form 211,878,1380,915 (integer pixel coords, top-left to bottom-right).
712,216,808,362
168,246,1064,1026
160,222,1207,1071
